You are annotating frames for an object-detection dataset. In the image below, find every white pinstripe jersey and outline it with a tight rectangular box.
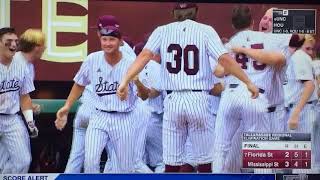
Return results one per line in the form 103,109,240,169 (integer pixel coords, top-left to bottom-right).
265,34,292,106
222,43,241,86
0,57,35,114
210,76,223,115
312,60,320,77
122,41,136,58
80,42,136,105
139,60,165,114
227,30,287,103
284,49,318,105
144,19,228,91
74,51,137,112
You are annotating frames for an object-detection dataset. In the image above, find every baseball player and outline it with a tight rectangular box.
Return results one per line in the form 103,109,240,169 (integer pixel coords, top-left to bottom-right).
64,15,136,173
0,27,36,173
254,8,304,174
1,28,46,173
117,41,163,173
136,53,165,173
102,33,140,174
214,7,304,174
312,43,320,172
213,5,293,173
284,34,318,173
55,22,141,173
230,8,301,174
117,3,259,173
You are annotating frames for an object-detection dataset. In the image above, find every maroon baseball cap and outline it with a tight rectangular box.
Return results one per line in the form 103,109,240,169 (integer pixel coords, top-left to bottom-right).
97,15,120,30
97,15,121,38
173,2,198,10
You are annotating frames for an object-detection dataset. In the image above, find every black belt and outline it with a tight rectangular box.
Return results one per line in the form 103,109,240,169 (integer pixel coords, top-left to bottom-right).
96,108,118,113
288,100,317,109
0,113,17,116
166,90,202,95
229,84,265,94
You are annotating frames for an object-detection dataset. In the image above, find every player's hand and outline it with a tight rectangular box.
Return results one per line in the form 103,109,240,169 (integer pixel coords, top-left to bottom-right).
32,103,41,115
117,82,129,101
55,106,69,131
27,121,39,138
246,82,259,99
288,109,300,130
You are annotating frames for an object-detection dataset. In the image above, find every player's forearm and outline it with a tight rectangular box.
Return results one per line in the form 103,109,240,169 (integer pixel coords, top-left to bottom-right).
294,80,315,112
242,48,285,66
65,83,85,109
219,54,251,85
20,94,33,111
123,49,153,85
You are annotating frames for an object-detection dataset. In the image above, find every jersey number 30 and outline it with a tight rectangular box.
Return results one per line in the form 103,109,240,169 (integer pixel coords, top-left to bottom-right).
166,44,199,75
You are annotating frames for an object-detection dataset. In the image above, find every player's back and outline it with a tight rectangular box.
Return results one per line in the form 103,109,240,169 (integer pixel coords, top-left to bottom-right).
157,19,218,91
228,30,279,94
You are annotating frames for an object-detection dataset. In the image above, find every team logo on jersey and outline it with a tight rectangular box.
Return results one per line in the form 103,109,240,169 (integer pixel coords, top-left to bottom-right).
95,77,119,96
0,79,20,95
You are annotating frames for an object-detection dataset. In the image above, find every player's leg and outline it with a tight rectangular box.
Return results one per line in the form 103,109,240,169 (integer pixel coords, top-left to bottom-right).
186,91,215,173
0,144,10,173
65,127,86,173
103,142,119,173
258,108,287,174
0,141,11,173
107,111,136,173
84,112,109,173
162,92,187,172
241,91,269,133
1,115,31,173
224,123,243,173
65,104,92,173
180,138,196,172
314,103,320,172
213,88,242,173
145,113,164,173
133,103,152,173
241,89,270,174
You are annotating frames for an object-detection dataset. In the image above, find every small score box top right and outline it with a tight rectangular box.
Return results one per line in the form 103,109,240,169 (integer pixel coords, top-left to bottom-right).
272,9,316,34
242,133,311,169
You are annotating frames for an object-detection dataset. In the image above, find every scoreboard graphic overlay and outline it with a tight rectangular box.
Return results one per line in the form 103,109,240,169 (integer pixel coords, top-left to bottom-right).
272,9,316,34
242,133,311,169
